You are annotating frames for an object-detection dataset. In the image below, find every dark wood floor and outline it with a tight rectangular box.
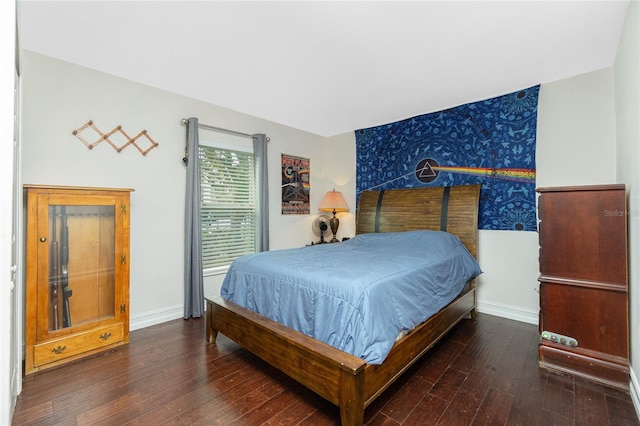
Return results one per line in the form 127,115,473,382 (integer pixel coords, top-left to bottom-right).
12,313,640,425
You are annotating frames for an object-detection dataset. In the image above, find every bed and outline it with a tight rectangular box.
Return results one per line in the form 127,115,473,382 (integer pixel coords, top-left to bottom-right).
205,184,481,425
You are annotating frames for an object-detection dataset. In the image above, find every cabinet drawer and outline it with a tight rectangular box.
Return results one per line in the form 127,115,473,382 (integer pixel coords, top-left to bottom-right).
34,323,124,367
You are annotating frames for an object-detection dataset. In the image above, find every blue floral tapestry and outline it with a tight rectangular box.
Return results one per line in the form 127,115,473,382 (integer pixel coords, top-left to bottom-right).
355,85,540,231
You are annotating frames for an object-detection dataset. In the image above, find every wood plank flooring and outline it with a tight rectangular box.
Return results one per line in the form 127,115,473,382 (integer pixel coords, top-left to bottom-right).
12,313,640,425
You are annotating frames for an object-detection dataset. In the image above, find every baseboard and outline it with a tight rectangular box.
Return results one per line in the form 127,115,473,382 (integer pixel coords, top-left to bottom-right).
631,367,640,422
130,304,183,331
477,300,538,325
130,301,539,329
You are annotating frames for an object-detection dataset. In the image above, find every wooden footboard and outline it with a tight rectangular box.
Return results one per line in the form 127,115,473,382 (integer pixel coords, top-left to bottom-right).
206,287,475,426
362,287,475,406
206,296,367,425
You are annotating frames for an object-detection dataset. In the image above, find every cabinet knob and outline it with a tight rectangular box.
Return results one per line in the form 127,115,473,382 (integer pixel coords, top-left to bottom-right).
52,345,66,354
39,237,46,242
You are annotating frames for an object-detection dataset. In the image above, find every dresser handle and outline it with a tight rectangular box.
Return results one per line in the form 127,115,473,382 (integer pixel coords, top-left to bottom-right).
99,332,112,340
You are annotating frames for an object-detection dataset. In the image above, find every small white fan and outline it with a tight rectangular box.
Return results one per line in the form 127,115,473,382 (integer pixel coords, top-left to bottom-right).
312,215,333,244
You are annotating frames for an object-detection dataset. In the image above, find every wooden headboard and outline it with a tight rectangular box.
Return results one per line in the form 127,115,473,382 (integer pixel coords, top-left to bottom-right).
356,184,481,259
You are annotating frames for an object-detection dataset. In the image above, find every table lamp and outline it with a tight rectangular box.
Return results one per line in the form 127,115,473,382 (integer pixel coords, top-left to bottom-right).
319,189,349,243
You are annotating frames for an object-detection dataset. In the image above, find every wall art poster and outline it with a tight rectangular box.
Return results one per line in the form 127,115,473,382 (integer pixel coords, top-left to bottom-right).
281,154,310,215
355,85,540,231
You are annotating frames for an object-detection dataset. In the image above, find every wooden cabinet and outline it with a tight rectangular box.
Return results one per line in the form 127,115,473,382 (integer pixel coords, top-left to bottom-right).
24,185,133,374
537,184,629,390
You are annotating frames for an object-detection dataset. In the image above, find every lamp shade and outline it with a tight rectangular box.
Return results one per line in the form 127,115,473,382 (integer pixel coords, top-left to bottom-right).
319,190,349,213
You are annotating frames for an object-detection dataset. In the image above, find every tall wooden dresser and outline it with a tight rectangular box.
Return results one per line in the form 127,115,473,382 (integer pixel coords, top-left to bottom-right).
24,185,133,374
537,184,629,390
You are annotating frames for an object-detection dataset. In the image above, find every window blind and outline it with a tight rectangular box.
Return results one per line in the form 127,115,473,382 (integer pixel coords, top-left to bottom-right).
199,145,256,269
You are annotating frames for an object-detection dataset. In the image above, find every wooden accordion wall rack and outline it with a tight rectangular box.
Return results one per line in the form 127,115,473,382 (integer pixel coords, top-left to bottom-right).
72,120,159,156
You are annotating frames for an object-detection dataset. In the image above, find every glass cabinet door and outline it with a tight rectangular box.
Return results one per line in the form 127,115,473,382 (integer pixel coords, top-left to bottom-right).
46,203,116,332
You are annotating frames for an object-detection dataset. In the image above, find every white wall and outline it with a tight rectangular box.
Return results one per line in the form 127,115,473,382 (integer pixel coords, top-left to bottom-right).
475,230,539,323
1,1,18,423
615,0,640,414
322,130,357,239
480,68,617,324
20,44,629,320
20,49,622,328
474,69,618,324
325,68,619,326
536,69,617,188
20,51,339,328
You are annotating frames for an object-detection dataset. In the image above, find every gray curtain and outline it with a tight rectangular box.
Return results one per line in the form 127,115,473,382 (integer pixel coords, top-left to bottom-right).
253,134,269,252
184,117,204,318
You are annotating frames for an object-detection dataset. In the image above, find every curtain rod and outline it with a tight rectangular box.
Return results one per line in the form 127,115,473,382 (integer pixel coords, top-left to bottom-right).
181,118,269,141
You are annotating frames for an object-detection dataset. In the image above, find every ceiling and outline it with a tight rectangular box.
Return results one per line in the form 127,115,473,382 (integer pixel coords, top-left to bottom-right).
19,1,630,137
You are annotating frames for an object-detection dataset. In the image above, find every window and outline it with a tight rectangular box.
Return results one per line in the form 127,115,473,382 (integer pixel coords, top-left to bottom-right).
199,141,256,270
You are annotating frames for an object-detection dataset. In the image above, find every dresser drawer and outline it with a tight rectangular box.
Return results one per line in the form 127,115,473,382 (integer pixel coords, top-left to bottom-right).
539,281,628,357
33,323,124,367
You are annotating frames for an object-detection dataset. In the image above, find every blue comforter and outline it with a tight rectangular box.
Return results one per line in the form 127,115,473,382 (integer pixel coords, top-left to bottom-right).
221,230,482,364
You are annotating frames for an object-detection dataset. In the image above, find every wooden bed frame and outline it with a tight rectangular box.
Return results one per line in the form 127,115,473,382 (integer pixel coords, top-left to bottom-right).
205,184,481,425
